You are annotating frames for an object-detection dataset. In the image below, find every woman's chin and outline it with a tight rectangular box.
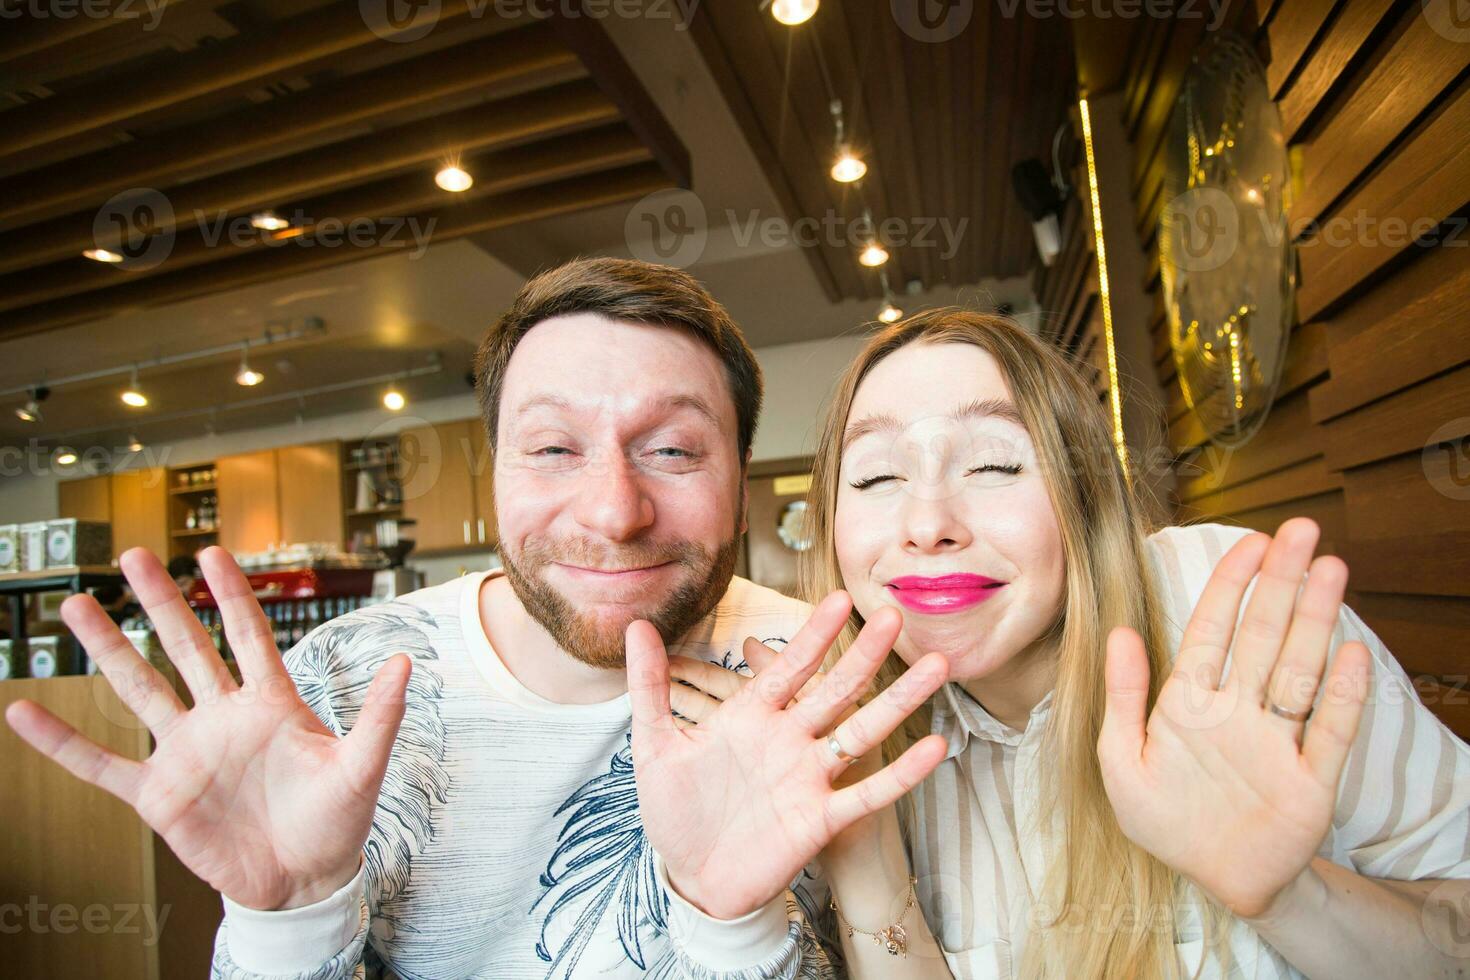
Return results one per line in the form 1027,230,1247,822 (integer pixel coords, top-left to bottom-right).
893,633,1009,683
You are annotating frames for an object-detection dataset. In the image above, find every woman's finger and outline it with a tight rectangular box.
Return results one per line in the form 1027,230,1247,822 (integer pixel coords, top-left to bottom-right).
741,636,780,674
669,682,723,725
1097,626,1150,770
1303,641,1371,785
59,592,186,738
816,652,947,774
750,591,852,710
1172,532,1270,692
118,547,238,703
1226,518,1320,703
793,605,903,735
1263,555,1349,734
3,700,145,805
822,734,948,831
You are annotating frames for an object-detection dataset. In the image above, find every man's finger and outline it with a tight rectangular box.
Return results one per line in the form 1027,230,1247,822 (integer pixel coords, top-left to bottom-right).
339,654,412,797
120,547,237,702
626,620,677,744
198,546,293,688
4,700,145,806
59,591,185,737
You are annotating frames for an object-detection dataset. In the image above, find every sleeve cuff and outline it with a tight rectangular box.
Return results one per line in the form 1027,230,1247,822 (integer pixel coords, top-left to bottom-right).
654,851,793,971
220,857,366,975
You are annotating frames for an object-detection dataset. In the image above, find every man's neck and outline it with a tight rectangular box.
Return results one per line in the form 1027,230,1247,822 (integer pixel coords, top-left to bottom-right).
477,573,631,704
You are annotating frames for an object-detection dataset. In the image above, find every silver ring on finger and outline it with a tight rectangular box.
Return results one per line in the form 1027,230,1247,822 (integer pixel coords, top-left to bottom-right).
825,734,857,766
1265,700,1311,723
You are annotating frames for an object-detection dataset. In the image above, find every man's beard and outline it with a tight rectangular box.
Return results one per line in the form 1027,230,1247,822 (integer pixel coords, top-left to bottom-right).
499,530,741,669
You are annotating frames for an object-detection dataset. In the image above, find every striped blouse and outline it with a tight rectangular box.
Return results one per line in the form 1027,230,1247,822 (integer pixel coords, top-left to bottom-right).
908,522,1470,978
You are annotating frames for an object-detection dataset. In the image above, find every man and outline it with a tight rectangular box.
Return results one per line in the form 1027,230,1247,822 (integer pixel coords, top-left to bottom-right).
6,258,942,978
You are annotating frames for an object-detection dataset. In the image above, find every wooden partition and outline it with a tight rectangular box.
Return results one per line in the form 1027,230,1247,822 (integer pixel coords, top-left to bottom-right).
0,671,220,979
1084,0,1470,735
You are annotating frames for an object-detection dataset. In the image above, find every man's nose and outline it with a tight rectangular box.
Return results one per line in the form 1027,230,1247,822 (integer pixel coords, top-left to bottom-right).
572,452,656,541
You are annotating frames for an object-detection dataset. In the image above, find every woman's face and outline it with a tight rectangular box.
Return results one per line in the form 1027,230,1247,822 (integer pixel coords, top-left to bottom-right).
834,341,1066,682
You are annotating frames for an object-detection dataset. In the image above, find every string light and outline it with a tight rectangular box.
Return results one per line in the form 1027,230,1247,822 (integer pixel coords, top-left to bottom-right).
1078,95,1130,479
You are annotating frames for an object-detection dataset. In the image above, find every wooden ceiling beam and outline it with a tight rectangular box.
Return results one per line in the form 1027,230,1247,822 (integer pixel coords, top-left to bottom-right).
0,126,650,312
0,79,620,275
0,162,672,341
547,8,690,189
0,0,199,64
0,0,476,160
0,25,581,229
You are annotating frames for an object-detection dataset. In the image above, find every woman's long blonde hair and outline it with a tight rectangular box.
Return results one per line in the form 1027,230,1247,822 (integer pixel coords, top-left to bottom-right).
798,309,1227,978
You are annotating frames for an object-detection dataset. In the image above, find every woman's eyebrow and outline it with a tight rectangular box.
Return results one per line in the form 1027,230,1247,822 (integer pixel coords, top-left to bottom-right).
842,398,1025,452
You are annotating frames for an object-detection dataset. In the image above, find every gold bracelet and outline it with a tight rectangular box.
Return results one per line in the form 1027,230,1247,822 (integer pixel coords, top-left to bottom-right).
829,876,918,957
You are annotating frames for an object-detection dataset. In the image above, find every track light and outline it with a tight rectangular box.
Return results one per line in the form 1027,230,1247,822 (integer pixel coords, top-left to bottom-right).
876,272,903,323
382,385,406,411
121,365,148,407
435,165,473,193
15,385,48,423
828,100,866,183
859,241,889,267
83,247,124,264
235,342,264,387
771,0,817,25
126,433,144,453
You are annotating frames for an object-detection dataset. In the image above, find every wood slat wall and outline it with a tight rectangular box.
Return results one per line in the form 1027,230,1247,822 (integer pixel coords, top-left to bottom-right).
1116,0,1470,735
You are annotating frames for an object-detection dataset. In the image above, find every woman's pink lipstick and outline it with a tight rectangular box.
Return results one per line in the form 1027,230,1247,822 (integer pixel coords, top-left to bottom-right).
885,574,1005,615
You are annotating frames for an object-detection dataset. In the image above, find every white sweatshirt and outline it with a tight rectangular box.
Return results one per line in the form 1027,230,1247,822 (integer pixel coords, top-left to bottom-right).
208,569,837,980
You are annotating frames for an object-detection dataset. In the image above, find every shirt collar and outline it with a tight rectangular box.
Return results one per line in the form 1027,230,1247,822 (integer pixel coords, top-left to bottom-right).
931,682,1055,756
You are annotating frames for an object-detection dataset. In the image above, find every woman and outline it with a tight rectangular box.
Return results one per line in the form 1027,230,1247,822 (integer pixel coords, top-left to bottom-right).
670,309,1470,977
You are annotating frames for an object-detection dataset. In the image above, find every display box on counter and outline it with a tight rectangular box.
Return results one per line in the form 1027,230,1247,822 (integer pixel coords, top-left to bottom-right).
0,639,18,680
19,521,47,571
45,519,112,568
0,524,17,573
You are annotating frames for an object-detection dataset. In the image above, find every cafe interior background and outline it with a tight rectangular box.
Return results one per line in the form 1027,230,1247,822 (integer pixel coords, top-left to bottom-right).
0,0,1466,974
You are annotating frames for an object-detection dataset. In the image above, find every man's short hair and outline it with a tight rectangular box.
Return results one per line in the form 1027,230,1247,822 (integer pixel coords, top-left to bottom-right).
472,257,763,459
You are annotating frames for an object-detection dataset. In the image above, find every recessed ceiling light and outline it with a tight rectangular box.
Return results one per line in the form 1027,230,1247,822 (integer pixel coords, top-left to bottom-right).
55,447,78,466
250,210,291,232
435,166,473,193
382,385,406,411
771,0,818,25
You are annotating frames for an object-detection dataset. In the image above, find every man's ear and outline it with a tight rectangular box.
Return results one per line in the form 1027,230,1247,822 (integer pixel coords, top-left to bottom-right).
738,449,752,536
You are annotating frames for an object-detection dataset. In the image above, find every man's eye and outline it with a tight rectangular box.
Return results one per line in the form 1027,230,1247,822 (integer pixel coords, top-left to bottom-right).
652,447,693,458
534,446,573,456
848,474,897,490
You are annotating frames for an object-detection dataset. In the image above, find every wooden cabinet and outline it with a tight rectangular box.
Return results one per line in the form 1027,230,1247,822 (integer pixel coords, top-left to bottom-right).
276,442,344,545
216,449,280,553
57,470,168,562
57,474,111,523
399,419,496,553
110,468,169,561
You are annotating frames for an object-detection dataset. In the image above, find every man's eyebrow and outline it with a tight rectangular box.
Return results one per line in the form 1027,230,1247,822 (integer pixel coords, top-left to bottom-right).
842,397,1025,452
512,393,723,429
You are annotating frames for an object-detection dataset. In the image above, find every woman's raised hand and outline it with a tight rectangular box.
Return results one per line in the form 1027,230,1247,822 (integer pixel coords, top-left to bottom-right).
4,546,411,911
625,591,949,920
1097,518,1372,918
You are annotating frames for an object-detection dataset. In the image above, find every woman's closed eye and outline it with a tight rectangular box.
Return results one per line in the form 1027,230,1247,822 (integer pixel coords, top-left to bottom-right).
847,462,1022,491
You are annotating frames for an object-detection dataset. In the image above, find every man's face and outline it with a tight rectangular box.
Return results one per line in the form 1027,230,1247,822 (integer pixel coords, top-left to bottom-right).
494,313,748,668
